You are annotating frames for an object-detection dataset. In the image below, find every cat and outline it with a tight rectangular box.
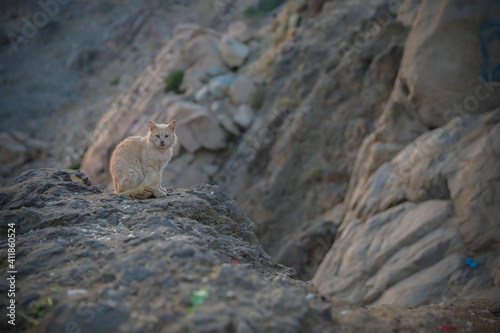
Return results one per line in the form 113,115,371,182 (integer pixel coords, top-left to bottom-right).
110,119,177,199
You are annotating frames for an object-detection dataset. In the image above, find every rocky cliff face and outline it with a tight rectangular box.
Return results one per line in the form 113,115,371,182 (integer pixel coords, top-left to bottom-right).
217,0,500,305
0,169,499,332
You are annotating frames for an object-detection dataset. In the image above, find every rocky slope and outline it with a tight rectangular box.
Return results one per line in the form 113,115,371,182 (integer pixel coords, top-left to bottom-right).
0,169,499,332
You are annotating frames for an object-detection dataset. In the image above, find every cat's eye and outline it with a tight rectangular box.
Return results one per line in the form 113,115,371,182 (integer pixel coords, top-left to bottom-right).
155,135,160,138
164,135,169,138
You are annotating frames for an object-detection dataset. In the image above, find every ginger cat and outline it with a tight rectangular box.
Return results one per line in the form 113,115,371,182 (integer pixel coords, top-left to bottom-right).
110,120,177,199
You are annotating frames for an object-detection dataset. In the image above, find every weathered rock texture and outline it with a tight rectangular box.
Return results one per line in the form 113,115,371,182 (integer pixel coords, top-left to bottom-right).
217,0,500,307
219,0,410,279
1,169,499,333
311,0,500,306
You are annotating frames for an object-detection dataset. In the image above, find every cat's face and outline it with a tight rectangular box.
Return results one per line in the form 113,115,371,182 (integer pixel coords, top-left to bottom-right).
148,120,176,148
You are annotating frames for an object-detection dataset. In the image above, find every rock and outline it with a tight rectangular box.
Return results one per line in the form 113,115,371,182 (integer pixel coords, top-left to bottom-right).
227,20,254,43
314,109,500,306
306,0,326,17
229,77,257,106
202,61,228,80
0,169,498,333
163,94,184,108
194,85,210,103
208,73,237,98
275,203,343,280
220,6,408,261
0,132,49,182
216,112,241,137
0,169,296,332
219,1,500,310
288,13,300,32
233,104,255,129
168,101,227,152
370,0,500,161
172,23,205,39
160,152,212,188
247,83,266,109
180,34,225,95
218,35,250,68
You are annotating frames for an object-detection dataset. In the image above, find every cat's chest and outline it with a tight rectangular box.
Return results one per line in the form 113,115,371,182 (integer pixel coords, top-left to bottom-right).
143,149,172,170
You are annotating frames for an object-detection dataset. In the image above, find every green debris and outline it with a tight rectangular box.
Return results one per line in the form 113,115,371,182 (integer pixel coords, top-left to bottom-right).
51,285,63,292
19,311,39,326
187,287,210,313
20,297,54,327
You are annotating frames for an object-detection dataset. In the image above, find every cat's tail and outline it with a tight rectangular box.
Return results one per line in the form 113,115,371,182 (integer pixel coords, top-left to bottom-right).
121,172,162,200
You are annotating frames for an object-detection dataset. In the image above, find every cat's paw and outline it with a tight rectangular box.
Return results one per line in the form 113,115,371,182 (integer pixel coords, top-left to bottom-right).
153,190,167,198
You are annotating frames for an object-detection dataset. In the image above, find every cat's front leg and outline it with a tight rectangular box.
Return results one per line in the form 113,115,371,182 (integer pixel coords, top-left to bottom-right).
156,182,167,196
153,170,167,197
152,180,166,197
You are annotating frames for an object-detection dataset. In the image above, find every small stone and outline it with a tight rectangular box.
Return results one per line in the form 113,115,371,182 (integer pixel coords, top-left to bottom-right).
173,247,195,258
288,13,300,32
229,77,257,106
202,164,219,177
194,85,210,103
233,104,255,129
219,34,249,68
227,21,253,43
211,101,224,113
209,73,236,98
217,113,241,136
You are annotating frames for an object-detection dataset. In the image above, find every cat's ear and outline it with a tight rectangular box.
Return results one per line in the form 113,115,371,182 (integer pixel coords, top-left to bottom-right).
148,120,157,132
168,119,176,130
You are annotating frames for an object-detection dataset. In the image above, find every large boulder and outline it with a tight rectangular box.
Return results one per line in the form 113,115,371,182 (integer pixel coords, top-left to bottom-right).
313,109,500,306
0,169,306,333
350,0,500,195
